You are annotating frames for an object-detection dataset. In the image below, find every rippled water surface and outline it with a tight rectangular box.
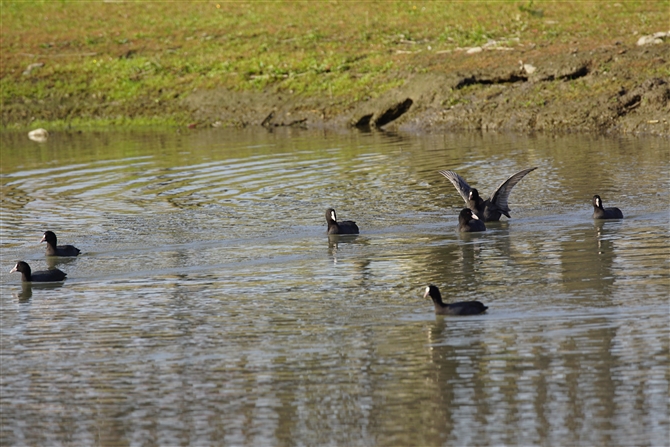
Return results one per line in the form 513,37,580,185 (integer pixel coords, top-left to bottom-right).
1,129,668,446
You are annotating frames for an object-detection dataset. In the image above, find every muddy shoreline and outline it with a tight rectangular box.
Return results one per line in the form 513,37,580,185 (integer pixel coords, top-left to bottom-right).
184,42,669,136
6,41,669,137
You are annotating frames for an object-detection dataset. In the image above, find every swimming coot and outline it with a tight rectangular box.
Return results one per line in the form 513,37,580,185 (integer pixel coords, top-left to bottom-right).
592,195,623,219
458,208,486,232
326,208,359,235
424,285,488,316
41,231,81,256
439,167,537,221
10,261,67,282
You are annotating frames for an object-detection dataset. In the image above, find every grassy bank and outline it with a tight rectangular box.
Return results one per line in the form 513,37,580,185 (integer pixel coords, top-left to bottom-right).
1,1,668,130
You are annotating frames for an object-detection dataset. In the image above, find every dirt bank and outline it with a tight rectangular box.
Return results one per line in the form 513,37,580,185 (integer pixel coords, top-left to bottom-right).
184,42,669,136
3,0,668,137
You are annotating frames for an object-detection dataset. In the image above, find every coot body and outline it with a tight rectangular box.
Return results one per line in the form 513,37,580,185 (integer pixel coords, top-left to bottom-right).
458,208,486,233
592,195,623,219
326,208,359,235
424,285,488,316
10,261,67,282
41,231,81,256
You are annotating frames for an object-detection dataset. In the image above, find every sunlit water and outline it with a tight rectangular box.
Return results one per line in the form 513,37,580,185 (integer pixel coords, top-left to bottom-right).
1,129,668,446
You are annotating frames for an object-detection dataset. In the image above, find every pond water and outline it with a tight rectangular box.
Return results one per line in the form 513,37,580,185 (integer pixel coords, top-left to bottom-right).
1,128,668,446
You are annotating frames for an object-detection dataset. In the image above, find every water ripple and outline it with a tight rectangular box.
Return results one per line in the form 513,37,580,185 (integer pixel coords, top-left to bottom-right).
1,130,668,447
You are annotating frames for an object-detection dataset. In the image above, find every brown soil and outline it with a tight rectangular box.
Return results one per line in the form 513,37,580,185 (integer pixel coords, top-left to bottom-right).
183,42,669,136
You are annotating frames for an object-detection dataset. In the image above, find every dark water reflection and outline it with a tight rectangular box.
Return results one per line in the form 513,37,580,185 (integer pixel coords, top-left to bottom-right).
1,129,668,446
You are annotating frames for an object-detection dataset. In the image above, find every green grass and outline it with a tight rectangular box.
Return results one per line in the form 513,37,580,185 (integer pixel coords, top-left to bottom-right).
1,0,667,128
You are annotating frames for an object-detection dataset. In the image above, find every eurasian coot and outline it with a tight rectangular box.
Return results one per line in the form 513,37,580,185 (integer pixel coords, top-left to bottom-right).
424,285,488,316
326,208,359,235
10,261,67,282
41,231,81,256
439,167,537,221
458,208,486,232
592,195,624,219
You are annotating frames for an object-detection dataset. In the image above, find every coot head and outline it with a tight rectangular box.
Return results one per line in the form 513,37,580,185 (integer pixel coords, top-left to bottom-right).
424,284,443,303
10,261,30,276
41,230,57,246
10,261,35,282
593,195,603,209
325,208,338,224
459,208,478,222
458,208,486,232
468,188,480,201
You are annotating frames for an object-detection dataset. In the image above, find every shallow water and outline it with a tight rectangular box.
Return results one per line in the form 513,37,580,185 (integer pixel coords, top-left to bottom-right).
1,129,668,446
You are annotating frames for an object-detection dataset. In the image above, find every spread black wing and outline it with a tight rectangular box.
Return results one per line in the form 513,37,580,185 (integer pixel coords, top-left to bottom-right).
438,170,472,205
489,167,537,213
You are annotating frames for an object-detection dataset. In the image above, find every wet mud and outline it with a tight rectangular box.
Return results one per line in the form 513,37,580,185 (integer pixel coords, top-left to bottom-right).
183,43,668,136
